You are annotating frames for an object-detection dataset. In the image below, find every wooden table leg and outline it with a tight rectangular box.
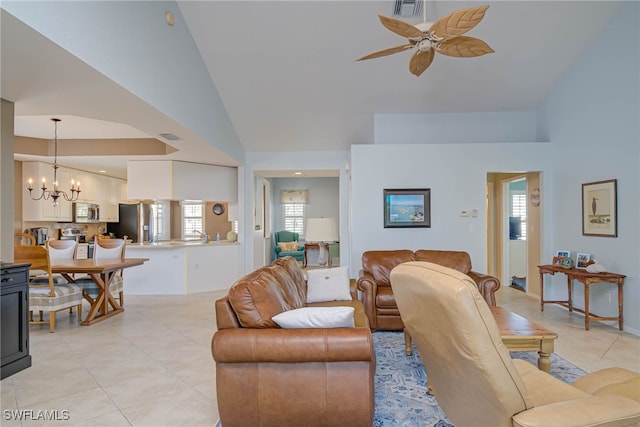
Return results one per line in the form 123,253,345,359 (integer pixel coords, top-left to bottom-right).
403,329,412,356
538,351,551,373
584,283,591,330
566,276,573,312
539,271,545,311
81,272,123,326
617,282,624,330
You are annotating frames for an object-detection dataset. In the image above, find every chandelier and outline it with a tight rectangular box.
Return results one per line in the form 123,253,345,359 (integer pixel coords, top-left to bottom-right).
26,118,81,206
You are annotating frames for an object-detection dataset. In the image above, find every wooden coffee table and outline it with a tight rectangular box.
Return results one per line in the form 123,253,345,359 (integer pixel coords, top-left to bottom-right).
490,306,558,372
404,307,558,373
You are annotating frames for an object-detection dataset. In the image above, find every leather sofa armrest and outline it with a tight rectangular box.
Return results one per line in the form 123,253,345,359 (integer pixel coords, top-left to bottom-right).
212,328,374,363
350,278,358,300
467,271,500,306
512,395,640,427
357,272,378,330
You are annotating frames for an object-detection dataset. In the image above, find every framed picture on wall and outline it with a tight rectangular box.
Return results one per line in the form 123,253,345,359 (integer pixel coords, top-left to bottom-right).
383,188,431,228
582,179,617,237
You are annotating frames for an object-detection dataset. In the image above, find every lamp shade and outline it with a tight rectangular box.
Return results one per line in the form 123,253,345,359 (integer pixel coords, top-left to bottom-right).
305,218,338,242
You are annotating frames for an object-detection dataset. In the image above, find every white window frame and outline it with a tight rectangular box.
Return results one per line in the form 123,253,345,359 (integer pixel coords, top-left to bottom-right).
511,192,527,240
182,202,204,240
283,203,305,235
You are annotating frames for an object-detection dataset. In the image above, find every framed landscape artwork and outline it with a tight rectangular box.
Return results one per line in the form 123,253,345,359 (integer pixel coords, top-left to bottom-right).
383,188,431,228
582,179,617,237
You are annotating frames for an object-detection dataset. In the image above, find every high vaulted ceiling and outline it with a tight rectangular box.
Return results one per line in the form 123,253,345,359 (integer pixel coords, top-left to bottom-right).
3,1,622,179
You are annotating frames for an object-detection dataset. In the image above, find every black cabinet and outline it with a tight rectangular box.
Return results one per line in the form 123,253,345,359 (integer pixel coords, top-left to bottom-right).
1,262,31,379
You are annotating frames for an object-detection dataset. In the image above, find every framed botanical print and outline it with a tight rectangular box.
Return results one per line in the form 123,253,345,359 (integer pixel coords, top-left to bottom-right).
582,179,617,237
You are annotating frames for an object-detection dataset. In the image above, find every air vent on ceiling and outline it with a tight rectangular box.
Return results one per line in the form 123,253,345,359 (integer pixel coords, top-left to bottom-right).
160,133,180,141
392,0,423,17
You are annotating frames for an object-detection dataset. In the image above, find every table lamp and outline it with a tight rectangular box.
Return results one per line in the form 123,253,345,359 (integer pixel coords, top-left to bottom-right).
305,218,338,267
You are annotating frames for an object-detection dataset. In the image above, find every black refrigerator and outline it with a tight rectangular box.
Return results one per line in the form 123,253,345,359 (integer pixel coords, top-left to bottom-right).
107,203,154,243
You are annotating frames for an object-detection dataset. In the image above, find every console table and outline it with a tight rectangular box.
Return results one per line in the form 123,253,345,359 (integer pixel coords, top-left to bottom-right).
538,264,626,330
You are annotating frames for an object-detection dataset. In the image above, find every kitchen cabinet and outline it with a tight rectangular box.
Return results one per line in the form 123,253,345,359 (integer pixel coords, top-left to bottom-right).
100,178,122,222
22,162,73,221
22,162,125,223
127,160,237,202
73,171,99,204
1,263,31,379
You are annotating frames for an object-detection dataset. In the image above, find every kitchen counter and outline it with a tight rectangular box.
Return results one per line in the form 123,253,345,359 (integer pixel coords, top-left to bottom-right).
124,241,241,294
127,240,239,248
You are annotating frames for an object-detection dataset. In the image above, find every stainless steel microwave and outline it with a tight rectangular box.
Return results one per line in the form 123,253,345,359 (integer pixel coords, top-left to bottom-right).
72,203,100,223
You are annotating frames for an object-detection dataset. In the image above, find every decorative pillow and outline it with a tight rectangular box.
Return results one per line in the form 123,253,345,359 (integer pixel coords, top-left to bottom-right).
277,241,300,251
272,306,355,329
306,266,352,303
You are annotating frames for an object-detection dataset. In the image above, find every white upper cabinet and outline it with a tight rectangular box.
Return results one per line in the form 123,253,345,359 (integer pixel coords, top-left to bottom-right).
22,162,125,223
127,160,237,202
22,162,73,221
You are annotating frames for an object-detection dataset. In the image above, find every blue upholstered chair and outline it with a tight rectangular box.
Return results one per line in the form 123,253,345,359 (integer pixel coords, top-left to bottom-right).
274,231,305,263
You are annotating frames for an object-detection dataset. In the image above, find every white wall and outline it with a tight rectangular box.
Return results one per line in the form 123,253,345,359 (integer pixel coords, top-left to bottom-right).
537,2,640,334
350,143,551,278
3,1,243,163
0,99,15,262
375,111,539,144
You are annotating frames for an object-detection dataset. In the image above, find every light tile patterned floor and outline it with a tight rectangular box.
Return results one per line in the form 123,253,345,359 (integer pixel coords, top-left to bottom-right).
1,286,638,426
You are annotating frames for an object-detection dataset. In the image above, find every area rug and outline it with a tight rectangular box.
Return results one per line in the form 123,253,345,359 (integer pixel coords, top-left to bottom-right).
373,331,587,427
215,331,586,427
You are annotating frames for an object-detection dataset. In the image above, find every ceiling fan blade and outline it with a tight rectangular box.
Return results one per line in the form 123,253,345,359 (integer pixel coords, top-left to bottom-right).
436,36,494,58
428,5,489,41
378,15,424,40
357,44,414,61
409,49,435,77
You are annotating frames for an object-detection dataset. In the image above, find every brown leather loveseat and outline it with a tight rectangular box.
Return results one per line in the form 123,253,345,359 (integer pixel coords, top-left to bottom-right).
212,257,375,427
357,250,500,331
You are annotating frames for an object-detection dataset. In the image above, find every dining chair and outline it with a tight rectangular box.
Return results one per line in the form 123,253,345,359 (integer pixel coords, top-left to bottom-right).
46,239,78,259
31,240,78,286
14,232,35,246
76,238,126,306
14,245,83,333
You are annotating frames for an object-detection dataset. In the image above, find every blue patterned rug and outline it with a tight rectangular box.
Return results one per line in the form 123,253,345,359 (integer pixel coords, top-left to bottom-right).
373,331,587,427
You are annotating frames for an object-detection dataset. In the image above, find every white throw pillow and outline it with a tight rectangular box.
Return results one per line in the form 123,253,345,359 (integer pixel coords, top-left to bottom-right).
306,266,352,303
272,306,355,329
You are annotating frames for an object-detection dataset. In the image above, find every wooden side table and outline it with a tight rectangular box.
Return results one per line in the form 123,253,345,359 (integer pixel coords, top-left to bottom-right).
303,242,330,268
538,264,626,330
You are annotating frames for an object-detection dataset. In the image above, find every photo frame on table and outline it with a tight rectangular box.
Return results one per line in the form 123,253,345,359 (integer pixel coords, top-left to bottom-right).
553,250,570,266
582,179,617,237
576,253,591,269
383,188,430,228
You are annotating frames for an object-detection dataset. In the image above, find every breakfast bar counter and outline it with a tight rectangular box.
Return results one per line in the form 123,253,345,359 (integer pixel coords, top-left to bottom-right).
124,241,241,295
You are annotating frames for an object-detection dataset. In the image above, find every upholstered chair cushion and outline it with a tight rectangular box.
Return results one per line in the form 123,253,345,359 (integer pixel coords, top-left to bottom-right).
391,261,640,427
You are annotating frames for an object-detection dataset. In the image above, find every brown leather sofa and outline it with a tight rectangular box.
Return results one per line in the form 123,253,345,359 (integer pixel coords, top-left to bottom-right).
357,249,500,331
212,257,375,427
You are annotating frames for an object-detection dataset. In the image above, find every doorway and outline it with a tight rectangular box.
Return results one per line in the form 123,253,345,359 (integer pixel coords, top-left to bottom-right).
486,172,542,296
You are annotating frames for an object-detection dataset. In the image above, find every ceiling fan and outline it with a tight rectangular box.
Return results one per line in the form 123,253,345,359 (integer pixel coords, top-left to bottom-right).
357,3,494,77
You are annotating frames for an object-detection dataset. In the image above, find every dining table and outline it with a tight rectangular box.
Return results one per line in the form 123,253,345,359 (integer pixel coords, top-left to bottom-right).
50,257,148,326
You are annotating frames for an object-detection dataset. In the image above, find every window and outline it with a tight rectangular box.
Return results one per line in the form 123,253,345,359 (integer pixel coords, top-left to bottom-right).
511,193,527,239
183,202,204,239
152,201,170,241
283,203,305,234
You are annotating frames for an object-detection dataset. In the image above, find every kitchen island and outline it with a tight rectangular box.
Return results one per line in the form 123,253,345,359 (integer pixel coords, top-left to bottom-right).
124,240,241,294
